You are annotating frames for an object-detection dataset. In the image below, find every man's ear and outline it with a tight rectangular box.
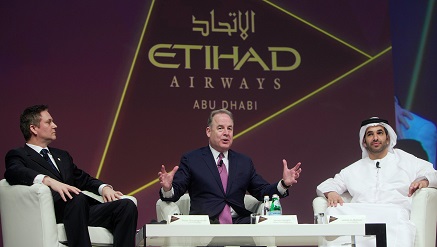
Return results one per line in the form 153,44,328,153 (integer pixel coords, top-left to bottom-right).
29,125,37,135
206,126,211,137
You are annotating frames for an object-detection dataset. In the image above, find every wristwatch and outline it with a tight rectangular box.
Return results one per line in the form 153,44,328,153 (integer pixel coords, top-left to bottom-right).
281,179,291,189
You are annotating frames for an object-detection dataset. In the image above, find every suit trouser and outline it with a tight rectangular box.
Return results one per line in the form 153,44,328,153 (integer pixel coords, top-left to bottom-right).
54,193,138,247
232,215,250,224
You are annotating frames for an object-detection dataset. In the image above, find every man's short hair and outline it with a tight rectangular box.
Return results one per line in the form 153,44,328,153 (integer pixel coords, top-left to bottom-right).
207,109,233,127
20,105,49,141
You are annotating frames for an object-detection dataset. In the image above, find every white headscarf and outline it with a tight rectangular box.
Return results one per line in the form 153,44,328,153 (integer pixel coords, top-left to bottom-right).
359,117,397,159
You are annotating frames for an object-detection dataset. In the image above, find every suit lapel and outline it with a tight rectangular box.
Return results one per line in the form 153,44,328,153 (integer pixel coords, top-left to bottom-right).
201,147,225,194
25,145,62,179
48,148,64,180
226,150,237,193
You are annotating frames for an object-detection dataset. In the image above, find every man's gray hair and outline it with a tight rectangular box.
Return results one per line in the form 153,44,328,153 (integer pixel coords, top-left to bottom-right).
207,109,233,127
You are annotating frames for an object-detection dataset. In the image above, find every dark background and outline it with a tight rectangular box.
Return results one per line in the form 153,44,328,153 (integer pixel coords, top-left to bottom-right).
0,1,435,246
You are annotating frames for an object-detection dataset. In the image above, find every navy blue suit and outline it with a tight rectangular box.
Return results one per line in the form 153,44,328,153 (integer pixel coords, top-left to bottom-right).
160,146,288,222
5,145,138,247
5,145,103,200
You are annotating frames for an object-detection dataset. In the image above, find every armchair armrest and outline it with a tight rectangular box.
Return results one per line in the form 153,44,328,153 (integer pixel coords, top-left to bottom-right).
410,188,437,247
156,200,181,222
0,179,59,247
312,197,329,215
155,194,191,222
0,179,137,247
244,195,263,214
312,192,352,215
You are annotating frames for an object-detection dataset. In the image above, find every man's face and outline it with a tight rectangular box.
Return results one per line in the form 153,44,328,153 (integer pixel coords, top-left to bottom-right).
30,110,57,145
363,125,389,156
206,113,233,153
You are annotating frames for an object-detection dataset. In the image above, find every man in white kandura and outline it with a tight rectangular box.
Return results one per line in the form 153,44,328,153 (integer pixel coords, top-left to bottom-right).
316,117,437,247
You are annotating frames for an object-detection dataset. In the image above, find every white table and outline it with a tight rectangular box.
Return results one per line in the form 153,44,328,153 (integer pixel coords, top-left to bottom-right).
138,223,386,246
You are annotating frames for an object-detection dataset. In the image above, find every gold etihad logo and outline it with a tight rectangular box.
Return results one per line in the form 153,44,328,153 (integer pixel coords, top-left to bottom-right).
193,10,256,40
149,45,301,71
148,9,301,72
146,9,303,111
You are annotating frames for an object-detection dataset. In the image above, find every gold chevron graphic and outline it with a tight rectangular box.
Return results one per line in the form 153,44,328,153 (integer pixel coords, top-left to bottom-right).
96,0,157,179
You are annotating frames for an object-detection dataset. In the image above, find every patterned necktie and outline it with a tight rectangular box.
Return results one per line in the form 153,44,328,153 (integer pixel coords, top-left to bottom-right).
217,153,232,224
40,149,59,174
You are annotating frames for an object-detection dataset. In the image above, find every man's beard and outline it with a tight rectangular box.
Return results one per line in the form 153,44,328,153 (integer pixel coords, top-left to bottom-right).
365,141,389,155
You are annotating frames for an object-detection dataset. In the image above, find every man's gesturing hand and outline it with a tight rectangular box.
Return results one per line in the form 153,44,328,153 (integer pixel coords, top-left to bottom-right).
158,165,179,192
282,159,302,187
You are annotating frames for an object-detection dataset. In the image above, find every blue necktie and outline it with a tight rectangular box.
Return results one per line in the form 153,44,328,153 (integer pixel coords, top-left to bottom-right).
40,149,59,174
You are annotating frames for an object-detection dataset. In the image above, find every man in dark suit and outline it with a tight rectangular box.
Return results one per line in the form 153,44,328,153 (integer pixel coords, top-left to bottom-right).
4,105,138,247
158,108,302,224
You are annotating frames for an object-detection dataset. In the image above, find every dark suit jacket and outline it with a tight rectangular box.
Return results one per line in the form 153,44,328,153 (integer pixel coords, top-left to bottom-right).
160,146,288,220
5,145,103,202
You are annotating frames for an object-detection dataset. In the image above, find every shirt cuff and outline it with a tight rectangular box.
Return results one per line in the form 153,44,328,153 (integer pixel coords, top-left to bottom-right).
161,187,174,198
98,184,112,195
277,180,287,195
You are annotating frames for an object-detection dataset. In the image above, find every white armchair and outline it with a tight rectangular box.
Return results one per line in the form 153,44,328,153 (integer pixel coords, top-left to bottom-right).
312,188,437,247
156,193,263,222
0,179,137,247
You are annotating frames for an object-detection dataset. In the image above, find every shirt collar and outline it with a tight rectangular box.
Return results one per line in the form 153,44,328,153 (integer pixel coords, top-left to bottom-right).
209,145,228,160
26,143,49,154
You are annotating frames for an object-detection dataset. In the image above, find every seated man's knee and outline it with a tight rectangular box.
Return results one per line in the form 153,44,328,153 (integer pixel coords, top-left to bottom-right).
66,193,90,208
122,199,138,212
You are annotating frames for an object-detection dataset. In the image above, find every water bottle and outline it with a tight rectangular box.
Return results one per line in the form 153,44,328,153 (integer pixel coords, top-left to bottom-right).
262,195,270,215
269,194,282,215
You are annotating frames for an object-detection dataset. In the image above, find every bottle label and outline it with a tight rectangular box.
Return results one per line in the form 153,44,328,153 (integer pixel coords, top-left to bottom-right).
270,198,282,215
269,210,281,215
